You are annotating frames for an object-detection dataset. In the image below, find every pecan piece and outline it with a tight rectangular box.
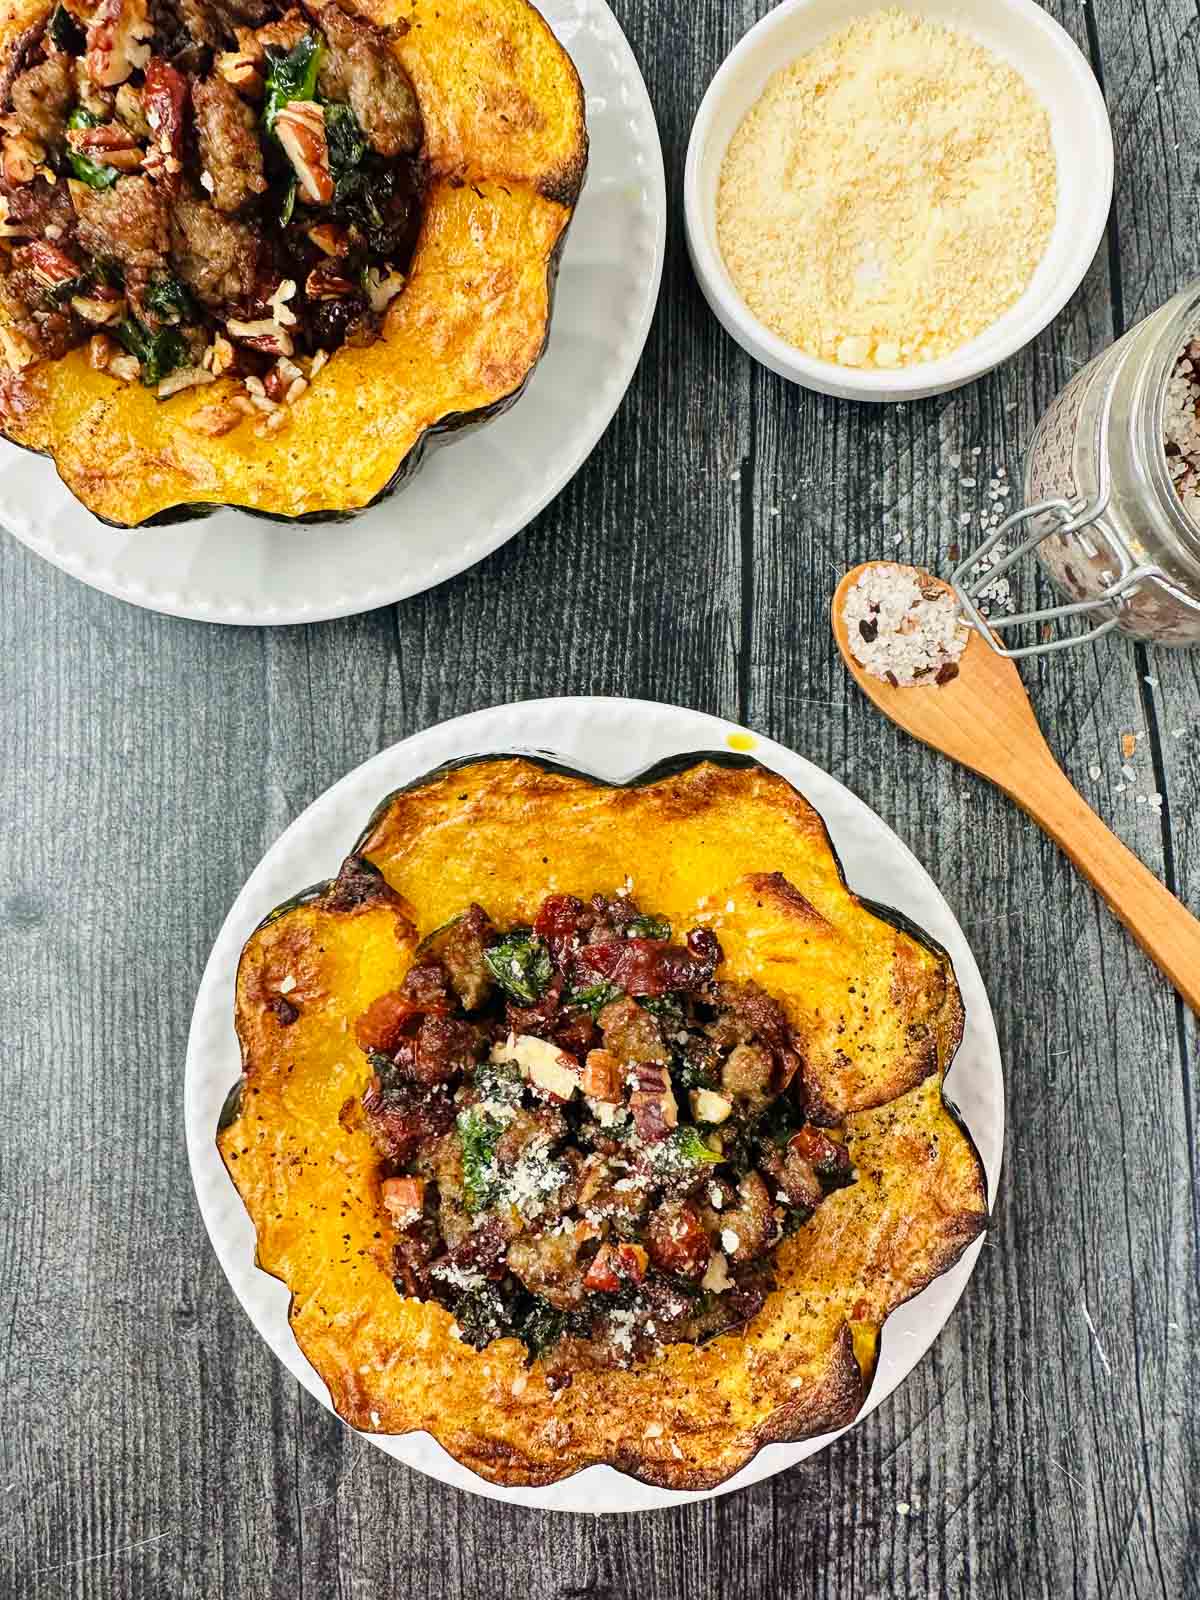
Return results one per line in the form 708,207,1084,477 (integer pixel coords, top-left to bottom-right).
629,1062,678,1144
581,1048,622,1103
2,134,43,186
304,261,357,300
224,316,294,357
67,121,143,172
86,0,153,88
20,239,81,292
306,221,350,256
274,100,332,205
215,51,264,98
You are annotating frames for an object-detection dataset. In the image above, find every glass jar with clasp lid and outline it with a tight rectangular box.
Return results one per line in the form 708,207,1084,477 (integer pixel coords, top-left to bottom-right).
950,279,1200,655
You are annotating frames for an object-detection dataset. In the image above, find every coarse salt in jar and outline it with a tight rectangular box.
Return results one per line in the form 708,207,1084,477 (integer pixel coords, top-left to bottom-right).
955,280,1200,651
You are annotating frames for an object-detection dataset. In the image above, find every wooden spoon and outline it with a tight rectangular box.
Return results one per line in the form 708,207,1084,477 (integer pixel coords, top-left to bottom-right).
832,562,1200,1013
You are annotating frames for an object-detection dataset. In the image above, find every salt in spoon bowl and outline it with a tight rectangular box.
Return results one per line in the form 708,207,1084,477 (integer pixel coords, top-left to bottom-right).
832,561,1200,1013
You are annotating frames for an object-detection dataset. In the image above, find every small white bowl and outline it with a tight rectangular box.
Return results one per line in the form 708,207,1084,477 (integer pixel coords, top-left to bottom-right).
684,0,1115,403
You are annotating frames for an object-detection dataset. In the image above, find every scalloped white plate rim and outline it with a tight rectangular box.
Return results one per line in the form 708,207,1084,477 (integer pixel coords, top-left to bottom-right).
185,697,1004,1513
0,0,666,626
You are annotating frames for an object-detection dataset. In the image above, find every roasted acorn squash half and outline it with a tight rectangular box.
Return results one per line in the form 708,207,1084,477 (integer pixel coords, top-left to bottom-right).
0,0,586,524
219,754,989,1491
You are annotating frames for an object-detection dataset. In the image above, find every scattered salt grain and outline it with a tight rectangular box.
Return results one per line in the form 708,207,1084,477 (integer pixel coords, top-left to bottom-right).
1087,764,1101,780
842,562,969,688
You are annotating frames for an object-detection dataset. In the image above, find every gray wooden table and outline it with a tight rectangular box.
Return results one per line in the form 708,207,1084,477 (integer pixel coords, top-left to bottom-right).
3,1,1198,1595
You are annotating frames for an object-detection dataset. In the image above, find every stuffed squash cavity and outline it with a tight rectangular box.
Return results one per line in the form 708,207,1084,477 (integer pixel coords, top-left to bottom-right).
0,0,586,523
219,754,989,1490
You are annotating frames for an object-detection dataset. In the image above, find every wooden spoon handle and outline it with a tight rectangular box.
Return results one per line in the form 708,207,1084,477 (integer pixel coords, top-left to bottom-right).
1003,756,1200,1012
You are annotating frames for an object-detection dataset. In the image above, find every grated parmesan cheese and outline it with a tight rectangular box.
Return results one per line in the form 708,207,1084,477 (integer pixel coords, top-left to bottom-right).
716,8,1057,370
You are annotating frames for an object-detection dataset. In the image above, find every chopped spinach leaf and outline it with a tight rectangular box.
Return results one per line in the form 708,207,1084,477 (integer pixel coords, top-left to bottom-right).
454,1282,516,1350
278,176,298,226
567,979,622,1020
625,913,671,941
66,107,118,190
45,272,91,307
518,1298,566,1362
115,317,187,386
482,930,553,1004
670,1043,720,1092
262,33,322,133
779,1203,814,1238
365,1049,404,1091
456,1105,504,1212
637,992,685,1028
330,160,412,256
324,101,366,177
754,1095,805,1151
141,272,194,325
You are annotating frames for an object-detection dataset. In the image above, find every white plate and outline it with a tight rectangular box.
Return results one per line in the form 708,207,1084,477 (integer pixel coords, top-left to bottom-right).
187,698,1003,1512
0,2,665,625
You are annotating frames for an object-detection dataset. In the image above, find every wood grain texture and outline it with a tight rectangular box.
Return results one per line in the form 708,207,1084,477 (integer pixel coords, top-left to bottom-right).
1,0,1198,1596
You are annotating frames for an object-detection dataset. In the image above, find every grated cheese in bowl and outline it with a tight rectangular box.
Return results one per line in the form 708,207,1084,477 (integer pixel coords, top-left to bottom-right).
842,564,970,688
715,7,1057,372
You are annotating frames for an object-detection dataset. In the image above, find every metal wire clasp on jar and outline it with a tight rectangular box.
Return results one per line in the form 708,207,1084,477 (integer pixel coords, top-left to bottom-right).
951,279,1200,658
